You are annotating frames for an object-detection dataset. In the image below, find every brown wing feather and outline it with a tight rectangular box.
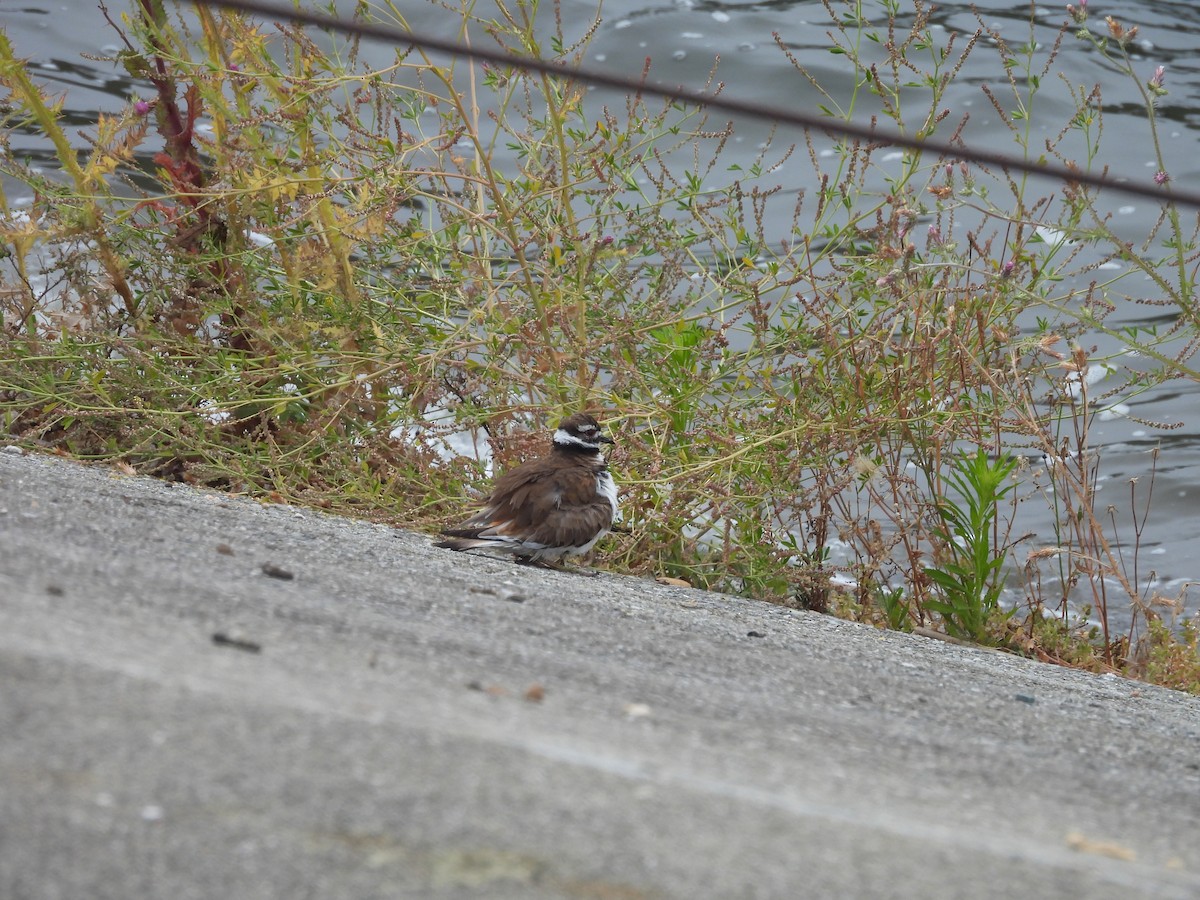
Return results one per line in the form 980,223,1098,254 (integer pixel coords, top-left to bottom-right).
443,458,613,548
521,500,614,549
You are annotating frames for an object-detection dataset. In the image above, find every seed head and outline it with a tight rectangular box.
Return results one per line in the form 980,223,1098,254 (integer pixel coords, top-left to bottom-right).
1105,15,1138,47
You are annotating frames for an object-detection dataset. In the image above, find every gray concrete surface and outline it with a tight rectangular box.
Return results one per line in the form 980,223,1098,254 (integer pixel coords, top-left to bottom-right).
1,447,1198,899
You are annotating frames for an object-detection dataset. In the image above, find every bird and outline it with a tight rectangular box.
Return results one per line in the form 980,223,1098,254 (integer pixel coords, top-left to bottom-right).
434,412,618,567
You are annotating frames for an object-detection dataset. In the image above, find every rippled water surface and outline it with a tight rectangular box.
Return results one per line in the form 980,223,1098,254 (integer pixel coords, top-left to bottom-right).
7,1,1200,624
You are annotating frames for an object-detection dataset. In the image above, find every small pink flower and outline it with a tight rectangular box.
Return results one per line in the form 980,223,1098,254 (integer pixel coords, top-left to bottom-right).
1001,260,1016,278
229,62,240,72
927,226,943,246
134,99,151,116
1154,170,1170,185
600,235,614,246
1148,65,1167,97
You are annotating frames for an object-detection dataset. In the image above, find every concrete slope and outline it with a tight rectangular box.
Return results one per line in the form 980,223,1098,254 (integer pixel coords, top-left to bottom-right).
1,448,1198,899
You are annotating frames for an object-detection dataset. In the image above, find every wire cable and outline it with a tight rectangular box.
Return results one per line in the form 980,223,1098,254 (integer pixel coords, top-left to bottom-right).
190,0,1200,210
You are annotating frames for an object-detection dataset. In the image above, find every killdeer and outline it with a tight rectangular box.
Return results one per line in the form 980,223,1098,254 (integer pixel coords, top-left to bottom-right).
434,412,618,566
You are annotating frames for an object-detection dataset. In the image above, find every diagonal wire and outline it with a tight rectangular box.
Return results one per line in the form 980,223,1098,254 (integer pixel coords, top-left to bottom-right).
191,0,1200,210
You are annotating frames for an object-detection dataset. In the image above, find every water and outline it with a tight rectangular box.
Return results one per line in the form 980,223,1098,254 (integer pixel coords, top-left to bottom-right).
5,0,1200,625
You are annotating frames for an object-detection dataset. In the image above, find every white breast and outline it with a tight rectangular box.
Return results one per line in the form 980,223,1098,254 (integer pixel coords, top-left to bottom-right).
597,470,618,521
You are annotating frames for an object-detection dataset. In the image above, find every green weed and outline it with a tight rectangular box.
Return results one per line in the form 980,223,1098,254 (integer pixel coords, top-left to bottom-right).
923,449,1018,643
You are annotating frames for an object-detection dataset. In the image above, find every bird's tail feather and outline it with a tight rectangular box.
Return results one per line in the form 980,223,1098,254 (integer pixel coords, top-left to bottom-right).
434,536,507,553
